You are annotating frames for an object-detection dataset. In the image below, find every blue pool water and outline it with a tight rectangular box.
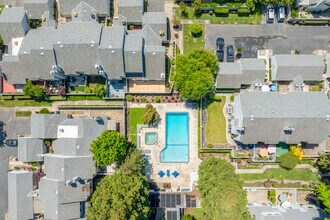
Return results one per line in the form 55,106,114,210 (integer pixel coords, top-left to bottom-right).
161,112,189,163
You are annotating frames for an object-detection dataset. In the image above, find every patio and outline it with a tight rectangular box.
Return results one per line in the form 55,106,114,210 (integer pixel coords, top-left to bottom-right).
253,144,276,162
128,80,165,93
135,102,201,191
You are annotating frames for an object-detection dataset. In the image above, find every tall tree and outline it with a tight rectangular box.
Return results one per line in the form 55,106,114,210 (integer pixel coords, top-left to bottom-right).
91,131,130,166
143,104,159,126
179,2,187,16
316,183,330,213
175,49,218,101
198,157,251,220
317,153,330,173
87,149,150,220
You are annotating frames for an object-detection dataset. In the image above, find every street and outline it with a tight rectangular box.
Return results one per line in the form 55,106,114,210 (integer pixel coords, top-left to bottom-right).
205,24,330,58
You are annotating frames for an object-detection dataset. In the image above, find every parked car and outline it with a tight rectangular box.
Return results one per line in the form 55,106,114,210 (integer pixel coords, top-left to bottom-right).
6,139,18,147
227,45,235,62
267,5,275,23
277,5,285,22
216,37,224,62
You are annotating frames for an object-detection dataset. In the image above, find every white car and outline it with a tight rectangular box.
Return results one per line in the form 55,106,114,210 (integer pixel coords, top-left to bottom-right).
267,5,275,23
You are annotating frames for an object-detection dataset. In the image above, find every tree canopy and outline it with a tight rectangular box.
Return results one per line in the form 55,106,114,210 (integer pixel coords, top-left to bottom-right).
143,104,159,126
175,49,218,101
190,23,203,37
316,183,330,213
91,131,131,166
278,152,298,170
317,153,330,174
197,157,251,220
87,149,150,220
23,80,47,99
94,84,106,97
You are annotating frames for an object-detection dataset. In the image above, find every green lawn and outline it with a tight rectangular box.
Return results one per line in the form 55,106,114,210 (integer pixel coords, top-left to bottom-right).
239,168,320,182
129,108,145,144
0,100,52,107
15,111,32,117
205,96,227,145
70,85,85,93
175,7,261,25
183,24,205,55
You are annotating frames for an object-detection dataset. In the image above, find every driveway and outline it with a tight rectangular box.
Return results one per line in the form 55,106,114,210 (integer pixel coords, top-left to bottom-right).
0,108,30,219
147,0,164,12
205,24,330,58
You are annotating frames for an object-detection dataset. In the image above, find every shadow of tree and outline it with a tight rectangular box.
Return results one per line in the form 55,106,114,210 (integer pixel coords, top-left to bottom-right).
0,121,7,147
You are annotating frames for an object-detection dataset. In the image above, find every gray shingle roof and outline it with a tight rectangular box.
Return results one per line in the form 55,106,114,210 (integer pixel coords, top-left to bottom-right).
144,46,165,80
43,154,96,181
248,205,330,220
39,177,90,220
142,12,167,41
18,137,46,162
8,171,34,220
216,59,266,89
231,92,330,144
31,114,69,139
0,7,30,44
71,1,97,22
271,54,325,82
1,17,166,84
118,0,144,23
124,34,143,73
23,0,54,19
59,0,110,17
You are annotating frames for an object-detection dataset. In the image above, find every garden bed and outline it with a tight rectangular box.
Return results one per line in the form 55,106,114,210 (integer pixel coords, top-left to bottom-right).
125,94,181,103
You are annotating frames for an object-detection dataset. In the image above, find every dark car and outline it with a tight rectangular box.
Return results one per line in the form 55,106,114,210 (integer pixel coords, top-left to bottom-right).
216,38,224,62
277,5,285,22
6,139,18,147
227,45,235,62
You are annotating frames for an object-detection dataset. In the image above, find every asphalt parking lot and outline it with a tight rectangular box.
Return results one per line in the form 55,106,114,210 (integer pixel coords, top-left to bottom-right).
206,24,330,58
0,109,30,219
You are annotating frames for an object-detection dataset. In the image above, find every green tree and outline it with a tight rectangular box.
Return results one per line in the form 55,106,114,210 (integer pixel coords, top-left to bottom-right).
190,23,203,37
23,80,46,99
91,131,130,166
175,49,218,101
93,84,106,97
246,0,255,11
278,152,298,170
143,104,159,126
317,153,330,173
192,0,202,15
172,14,181,28
179,2,187,16
39,108,50,114
87,149,150,220
316,183,330,213
198,157,251,220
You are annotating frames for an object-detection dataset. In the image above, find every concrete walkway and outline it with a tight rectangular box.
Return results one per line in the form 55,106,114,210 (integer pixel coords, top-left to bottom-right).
236,164,319,174
221,94,236,145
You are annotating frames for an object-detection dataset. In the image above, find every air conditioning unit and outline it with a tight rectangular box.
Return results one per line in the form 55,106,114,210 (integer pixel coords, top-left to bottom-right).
160,73,165,78
52,65,57,70
99,70,105,75
50,70,55,75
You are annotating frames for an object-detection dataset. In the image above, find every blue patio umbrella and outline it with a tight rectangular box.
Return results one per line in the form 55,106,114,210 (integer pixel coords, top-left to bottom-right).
172,171,179,178
166,170,170,177
158,171,165,178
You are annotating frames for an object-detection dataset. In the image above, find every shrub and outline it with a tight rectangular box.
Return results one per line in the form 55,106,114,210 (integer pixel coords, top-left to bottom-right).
214,7,229,14
207,143,214,148
39,108,50,114
279,152,298,170
155,96,160,103
143,104,159,125
209,10,214,15
238,8,250,14
23,80,46,99
126,94,134,102
230,95,234,102
210,2,220,8
290,145,304,160
93,84,106,97
141,97,147,103
190,23,203,37
129,25,134,30
0,35,3,49
200,3,210,7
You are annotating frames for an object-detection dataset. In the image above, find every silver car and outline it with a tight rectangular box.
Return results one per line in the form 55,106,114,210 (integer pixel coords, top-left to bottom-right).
278,6,285,22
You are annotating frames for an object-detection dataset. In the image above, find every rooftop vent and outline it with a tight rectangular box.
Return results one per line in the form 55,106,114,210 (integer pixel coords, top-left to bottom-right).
72,11,78,17
59,129,64,133
161,73,165,78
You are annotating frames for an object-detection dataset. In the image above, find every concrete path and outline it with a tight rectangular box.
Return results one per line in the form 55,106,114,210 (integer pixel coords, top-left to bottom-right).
236,164,319,174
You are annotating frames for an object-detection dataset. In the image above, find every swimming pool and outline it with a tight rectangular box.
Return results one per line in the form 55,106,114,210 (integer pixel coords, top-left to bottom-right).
161,112,189,163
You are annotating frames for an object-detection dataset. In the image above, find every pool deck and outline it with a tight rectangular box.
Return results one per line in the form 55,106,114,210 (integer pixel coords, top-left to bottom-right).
132,102,201,191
